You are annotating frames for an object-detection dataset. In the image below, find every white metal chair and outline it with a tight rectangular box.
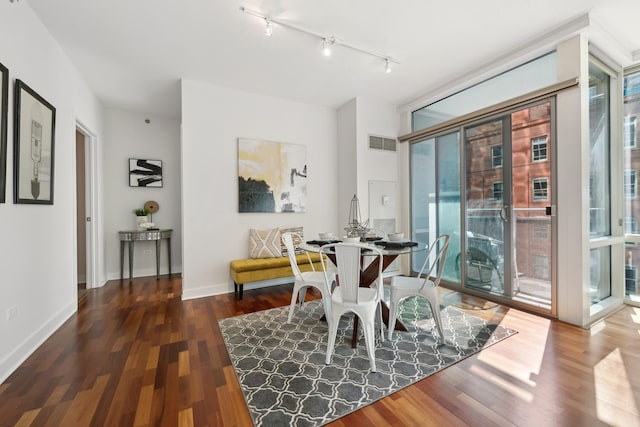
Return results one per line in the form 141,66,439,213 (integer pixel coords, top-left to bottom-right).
320,242,385,372
282,232,335,323
387,234,450,341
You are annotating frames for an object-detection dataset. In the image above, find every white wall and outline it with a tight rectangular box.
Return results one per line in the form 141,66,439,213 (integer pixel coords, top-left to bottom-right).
103,109,181,279
180,80,338,300
355,98,400,222
0,2,104,382
337,99,358,229
336,98,401,234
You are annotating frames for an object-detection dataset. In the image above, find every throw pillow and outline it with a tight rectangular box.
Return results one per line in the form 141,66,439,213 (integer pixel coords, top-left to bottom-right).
280,226,304,254
249,228,282,258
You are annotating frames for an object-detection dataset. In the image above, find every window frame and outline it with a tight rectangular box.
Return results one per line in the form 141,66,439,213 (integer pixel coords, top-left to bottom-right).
492,180,503,201
625,169,638,199
491,144,503,168
624,116,637,149
532,177,549,201
531,136,548,162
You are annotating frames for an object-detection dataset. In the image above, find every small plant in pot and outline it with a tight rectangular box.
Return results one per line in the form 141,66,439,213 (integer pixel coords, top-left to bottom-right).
134,208,149,216
133,207,154,230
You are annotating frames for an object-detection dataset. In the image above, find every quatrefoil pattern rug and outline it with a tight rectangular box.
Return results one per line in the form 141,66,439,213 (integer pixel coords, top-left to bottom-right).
219,298,516,427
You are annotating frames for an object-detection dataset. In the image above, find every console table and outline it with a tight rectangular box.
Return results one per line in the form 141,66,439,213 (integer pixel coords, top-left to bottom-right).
119,229,173,280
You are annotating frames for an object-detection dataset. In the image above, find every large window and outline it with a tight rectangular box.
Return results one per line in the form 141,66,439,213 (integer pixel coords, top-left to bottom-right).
412,53,557,131
589,62,611,239
624,68,640,298
589,60,612,304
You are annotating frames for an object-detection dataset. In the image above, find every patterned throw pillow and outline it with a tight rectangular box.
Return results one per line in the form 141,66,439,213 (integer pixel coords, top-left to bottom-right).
249,228,282,258
279,226,304,254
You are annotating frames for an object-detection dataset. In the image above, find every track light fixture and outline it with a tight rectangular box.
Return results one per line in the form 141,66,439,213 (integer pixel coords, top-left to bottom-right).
240,6,399,73
323,38,334,57
264,18,273,37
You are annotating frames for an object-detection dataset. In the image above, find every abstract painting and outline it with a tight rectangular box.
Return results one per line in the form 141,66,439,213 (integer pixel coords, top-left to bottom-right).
129,158,163,187
238,138,307,213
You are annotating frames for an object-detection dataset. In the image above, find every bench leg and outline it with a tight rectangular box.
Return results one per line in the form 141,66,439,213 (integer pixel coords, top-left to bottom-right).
234,282,244,300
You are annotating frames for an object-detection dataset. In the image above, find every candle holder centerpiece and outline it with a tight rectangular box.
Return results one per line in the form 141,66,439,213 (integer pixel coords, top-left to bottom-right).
344,194,371,238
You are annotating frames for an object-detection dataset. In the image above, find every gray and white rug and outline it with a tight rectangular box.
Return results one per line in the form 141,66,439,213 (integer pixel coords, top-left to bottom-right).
218,297,516,427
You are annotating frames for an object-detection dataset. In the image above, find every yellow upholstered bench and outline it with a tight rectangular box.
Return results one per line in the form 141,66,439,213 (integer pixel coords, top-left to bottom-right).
230,253,323,300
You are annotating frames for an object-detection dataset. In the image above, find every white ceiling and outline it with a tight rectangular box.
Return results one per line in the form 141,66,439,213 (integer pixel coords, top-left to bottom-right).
24,0,640,119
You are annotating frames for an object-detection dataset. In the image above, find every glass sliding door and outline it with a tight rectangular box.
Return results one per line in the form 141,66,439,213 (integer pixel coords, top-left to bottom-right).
460,102,554,308
409,100,555,313
410,131,461,281
511,103,553,306
463,118,510,295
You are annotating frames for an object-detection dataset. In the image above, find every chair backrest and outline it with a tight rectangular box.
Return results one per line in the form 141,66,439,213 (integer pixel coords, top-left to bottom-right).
416,234,450,288
320,243,384,303
282,232,304,279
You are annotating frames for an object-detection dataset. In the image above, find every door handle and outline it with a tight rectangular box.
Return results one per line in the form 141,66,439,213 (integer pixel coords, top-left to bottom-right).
499,205,509,222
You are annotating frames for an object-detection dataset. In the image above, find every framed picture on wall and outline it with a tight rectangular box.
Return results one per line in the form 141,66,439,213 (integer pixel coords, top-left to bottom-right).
0,61,8,203
129,158,163,187
13,79,56,205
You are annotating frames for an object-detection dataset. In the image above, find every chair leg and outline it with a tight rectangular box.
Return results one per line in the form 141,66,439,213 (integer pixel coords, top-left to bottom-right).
362,319,377,372
377,303,385,343
325,315,339,365
424,288,445,341
387,298,398,341
298,288,307,307
321,291,332,319
287,285,300,324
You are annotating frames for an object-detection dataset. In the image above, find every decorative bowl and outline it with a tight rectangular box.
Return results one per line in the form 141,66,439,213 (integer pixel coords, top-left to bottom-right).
343,236,361,243
318,232,335,240
387,232,404,242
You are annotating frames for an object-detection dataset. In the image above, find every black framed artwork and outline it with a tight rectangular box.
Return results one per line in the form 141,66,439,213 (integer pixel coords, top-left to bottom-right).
129,158,163,187
0,62,8,203
13,79,56,205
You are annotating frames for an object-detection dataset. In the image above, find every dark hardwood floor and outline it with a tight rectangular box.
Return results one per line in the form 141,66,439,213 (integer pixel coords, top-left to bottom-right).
1,275,639,426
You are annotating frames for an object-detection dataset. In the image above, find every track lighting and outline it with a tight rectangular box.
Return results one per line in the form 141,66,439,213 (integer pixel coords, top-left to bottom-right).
264,18,273,37
323,38,333,57
240,6,399,73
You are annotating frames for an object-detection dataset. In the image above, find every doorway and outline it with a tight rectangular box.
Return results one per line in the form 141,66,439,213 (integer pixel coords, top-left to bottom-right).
75,122,97,297
75,130,86,299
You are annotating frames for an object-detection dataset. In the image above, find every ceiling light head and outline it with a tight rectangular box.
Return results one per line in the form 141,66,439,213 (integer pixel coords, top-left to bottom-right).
264,18,273,37
322,38,333,57
385,59,392,74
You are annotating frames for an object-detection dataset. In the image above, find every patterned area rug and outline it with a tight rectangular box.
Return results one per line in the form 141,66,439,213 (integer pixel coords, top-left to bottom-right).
219,297,516,427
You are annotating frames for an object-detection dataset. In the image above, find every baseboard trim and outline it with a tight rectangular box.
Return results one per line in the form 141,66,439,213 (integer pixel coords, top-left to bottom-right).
181,277,293,301
0,302,76,384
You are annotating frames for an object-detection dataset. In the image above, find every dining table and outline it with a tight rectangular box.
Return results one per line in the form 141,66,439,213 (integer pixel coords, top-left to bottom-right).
300,239,426,348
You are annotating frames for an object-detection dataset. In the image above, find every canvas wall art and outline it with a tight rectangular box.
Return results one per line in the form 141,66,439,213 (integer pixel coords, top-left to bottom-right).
129,158,163,187
13,79,56,205
238,138,307,213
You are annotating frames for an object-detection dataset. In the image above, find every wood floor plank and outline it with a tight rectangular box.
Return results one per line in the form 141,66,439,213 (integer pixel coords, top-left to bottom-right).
1,275,640,426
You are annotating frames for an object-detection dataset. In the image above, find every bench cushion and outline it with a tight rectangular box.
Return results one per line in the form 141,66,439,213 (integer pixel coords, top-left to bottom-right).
230,253,323,284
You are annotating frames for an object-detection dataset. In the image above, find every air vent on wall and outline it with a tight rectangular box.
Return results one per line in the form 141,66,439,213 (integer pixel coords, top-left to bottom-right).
369,135,397,152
